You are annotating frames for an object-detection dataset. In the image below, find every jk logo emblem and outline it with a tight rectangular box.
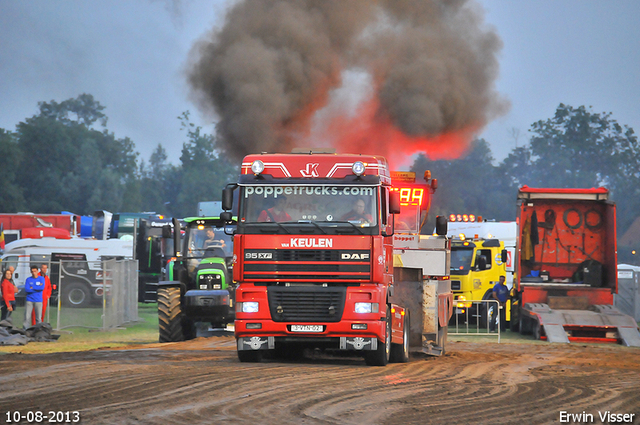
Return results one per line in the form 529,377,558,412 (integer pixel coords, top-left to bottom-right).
300,163,319,177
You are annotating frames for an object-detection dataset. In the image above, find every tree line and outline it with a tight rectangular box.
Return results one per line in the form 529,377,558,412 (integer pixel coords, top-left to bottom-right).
0,95,236,219
413,104,640,264
2,95,638,262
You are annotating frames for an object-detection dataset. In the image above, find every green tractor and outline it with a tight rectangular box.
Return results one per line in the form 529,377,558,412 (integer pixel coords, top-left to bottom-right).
158,216,235,342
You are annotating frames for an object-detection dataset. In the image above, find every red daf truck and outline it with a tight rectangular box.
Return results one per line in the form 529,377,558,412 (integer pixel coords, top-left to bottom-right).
511,186,640,346
220,150,452,365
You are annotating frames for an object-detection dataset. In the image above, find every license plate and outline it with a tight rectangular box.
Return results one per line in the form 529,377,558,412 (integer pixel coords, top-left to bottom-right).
291,325,323,333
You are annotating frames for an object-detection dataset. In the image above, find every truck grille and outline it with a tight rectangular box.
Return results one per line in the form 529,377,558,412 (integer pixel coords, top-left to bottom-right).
267,285,346,322
243,249,371,282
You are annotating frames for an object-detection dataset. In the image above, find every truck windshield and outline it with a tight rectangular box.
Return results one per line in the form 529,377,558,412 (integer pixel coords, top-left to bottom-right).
451,247,474,272
240,185,378,227
185,225,234,258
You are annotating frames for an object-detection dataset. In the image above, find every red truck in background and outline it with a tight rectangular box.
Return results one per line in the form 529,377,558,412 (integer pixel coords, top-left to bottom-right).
220,150,452,365
0,213,80,246
511,186,640,346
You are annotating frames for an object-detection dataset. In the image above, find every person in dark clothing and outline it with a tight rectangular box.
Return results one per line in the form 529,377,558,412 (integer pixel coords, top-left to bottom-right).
490,275,509,332
341,198,373,223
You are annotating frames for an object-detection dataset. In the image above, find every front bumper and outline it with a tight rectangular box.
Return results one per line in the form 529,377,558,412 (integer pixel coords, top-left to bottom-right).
235,319,385,351
184,289,232,322
236,336,379,351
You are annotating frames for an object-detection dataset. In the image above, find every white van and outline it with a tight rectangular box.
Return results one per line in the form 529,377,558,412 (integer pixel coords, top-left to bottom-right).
2,237,133,307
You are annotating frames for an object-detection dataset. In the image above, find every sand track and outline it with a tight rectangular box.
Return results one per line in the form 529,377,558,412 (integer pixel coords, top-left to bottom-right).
1,338,639,424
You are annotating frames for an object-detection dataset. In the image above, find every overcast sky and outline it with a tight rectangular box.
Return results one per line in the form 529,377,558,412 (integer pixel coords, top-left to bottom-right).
1,0,639,165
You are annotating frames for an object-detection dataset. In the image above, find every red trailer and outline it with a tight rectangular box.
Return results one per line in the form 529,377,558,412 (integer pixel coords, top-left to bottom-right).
511,186,640,346
0,213,78,244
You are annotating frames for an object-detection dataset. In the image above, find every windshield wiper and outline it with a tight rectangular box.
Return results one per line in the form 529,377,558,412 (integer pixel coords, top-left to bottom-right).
331,221,365,235
253,221,292,234
296,220,328,234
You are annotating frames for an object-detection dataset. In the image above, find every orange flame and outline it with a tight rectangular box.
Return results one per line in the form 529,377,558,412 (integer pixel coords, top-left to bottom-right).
320,96,479,169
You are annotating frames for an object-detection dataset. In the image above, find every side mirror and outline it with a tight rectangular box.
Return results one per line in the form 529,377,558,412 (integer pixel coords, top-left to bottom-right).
389,191,401,214
501,249,508,264
162,224,172,239
172,217,181,257
222,185,235,211
435,215,448,236
220,211,233,223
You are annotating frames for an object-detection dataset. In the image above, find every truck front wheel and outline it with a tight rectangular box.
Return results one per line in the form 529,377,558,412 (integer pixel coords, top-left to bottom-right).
366,309,391,366
390,310,410,363
158,287,189,342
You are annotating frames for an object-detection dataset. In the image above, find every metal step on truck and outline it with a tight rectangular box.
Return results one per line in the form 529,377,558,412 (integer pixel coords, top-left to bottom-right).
220,149,452,365
511,186,640,346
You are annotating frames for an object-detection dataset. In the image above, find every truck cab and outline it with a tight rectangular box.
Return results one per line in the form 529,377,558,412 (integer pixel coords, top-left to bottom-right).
450,237,507,321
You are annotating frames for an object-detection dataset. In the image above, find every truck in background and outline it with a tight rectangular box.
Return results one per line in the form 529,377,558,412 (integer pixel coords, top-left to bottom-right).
447,219,516,286
511,186,640,346
91,211,177,302
1,237,133,307
220,150,451,365
0,213,83,247
445,218,513,325
448,237,507,326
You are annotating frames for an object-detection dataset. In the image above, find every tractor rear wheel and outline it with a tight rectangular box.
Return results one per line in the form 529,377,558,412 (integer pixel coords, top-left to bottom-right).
158,287,186,342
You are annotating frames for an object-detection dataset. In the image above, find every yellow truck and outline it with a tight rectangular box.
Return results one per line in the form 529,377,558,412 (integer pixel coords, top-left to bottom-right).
449,236,508,326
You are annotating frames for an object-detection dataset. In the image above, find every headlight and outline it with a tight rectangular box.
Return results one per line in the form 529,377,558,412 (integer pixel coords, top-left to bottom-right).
352,161,365,176
251,160,265,174
213,283,222,290
242,301,259,313
354,302,378,314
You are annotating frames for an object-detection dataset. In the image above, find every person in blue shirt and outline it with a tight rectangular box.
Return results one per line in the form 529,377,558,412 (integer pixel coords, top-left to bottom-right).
23,265,45,329
490,275,509,332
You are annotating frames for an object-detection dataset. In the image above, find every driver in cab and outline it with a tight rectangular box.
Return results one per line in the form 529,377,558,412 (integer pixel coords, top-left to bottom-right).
341,198,372,223
258,196,292,222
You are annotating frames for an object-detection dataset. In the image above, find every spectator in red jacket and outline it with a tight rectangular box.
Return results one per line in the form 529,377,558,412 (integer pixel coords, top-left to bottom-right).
32,263,53,325
1,269,17,321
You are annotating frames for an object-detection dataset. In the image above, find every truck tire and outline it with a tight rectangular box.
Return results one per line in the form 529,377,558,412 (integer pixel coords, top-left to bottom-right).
519,313,532,335
479,291,494,329
510,304,520,332
390,310,410,363
237,350,262,363
62,282,91,308
158,287,187,342
365,309,391,366
532,320,541,341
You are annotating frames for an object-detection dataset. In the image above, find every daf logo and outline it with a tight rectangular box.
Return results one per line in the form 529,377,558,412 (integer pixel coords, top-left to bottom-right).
341,253,370,260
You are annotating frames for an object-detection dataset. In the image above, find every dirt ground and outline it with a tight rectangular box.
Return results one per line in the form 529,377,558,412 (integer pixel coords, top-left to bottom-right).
1,337,639,425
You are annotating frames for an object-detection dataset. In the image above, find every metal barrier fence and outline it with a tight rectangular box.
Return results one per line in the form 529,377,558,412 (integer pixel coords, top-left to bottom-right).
6,259,138,331
448,299,502,342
